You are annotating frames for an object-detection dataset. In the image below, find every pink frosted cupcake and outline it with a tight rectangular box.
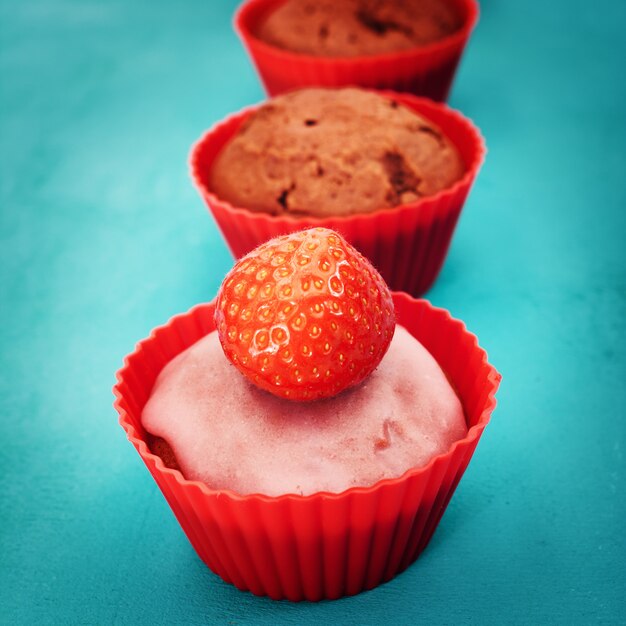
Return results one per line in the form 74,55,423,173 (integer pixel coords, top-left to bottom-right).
114,228,501,601
190,87,485,297
235,0,479,101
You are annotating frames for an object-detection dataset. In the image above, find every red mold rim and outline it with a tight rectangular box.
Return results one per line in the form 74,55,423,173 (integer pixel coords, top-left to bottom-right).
113,292,501,505
189,90,486,228
234,0,479,65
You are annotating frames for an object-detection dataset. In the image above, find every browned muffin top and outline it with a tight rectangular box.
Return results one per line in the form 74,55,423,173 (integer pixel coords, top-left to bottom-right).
256,0,462,58
209,88,464,218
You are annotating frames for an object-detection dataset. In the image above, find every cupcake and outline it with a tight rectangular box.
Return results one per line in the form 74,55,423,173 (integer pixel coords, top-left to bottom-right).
257,0,463,57
209,88,464,218
235,0,479,101
143,324,466,497
190,87,485,296
114,228,501,601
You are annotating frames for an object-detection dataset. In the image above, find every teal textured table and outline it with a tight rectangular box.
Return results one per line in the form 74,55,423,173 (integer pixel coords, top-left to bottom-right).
1,1,624,623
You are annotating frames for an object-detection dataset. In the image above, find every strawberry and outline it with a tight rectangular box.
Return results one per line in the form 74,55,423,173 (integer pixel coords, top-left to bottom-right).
214,227,395,401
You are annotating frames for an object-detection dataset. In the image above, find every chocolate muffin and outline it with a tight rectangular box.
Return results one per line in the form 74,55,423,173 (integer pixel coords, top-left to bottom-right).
209,88,464,218
256,0,462,58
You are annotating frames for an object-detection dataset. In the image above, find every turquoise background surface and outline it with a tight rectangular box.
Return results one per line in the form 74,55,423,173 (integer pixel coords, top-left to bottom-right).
1,0,625,623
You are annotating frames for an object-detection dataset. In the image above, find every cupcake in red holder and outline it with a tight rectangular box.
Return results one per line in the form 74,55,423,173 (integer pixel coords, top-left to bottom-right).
113,292,501,602
190,90,485,297
235,0,479,102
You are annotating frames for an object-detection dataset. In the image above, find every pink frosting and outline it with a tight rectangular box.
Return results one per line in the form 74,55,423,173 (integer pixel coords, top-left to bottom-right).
142,325,466,496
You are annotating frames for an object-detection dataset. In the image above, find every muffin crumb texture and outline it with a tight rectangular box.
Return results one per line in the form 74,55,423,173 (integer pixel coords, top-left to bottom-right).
257,0,462,57
209,88,464,217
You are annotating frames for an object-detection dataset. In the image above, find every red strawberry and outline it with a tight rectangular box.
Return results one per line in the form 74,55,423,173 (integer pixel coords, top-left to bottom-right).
215,227,395,401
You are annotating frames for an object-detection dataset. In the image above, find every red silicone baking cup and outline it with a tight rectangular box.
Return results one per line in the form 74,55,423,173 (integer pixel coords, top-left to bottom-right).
190,91,485,297
114,293,501,601
235,0,479,101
